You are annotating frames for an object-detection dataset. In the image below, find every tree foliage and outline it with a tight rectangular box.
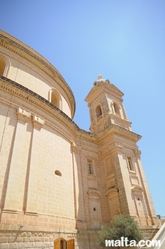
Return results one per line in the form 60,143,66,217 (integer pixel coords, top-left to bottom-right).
99,215,143,247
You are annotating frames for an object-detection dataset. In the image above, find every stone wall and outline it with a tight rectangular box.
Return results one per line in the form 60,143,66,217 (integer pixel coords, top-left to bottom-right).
0,223,159,249
0,224,102,249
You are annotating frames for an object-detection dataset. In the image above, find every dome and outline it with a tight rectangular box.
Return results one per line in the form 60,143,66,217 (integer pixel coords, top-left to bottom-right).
0,30,76,118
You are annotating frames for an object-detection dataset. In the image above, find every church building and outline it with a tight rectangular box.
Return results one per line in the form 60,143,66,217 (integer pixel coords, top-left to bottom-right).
0,30,159,249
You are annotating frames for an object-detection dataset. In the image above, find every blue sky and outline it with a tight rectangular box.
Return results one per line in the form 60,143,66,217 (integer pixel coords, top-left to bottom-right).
0,0,165,216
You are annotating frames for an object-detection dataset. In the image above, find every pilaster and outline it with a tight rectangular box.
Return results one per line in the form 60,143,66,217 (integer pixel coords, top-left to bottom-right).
134,150,159,226
109,144,130,215
3,107,31,212
25,115,44,215
71,142,87,230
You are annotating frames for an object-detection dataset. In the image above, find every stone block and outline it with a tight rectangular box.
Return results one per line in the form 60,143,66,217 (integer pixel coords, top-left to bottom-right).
0,237,8,243
7,243,17,249
0,232,4,237
0,244,9,249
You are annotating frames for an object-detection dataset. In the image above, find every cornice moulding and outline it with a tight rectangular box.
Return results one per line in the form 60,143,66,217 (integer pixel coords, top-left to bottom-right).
85,82,124,103
0,76,96,143
97,123,141,142
0,77,139,144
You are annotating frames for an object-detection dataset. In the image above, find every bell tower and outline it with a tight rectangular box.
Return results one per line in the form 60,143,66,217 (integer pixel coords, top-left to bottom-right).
85,75,159,227
85,75,132,134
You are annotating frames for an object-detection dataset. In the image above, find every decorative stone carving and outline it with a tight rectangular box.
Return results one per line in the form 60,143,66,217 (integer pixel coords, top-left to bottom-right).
71,141,81,154
108,142,123,152
32,115,45,130
105,187,119,196
134,149,141,158
131,185,143,192
87,188,101,200
16,107,31,123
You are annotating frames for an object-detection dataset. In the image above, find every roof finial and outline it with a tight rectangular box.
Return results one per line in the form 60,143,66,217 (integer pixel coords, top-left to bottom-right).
93,74,110,86
98,74,102,80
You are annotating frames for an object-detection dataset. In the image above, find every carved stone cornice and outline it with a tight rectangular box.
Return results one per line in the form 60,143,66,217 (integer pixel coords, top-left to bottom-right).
85,78,124,103
97,123,141,142
0,30,75,118
0,76,96,143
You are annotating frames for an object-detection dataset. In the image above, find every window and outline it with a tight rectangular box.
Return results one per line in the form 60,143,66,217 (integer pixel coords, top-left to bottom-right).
51,91,59,108
55,170,62,176
87,159,93,175
96,105,102,119
0,55,8,76
49,88,62,109
127,157,134,171
113,102,121,117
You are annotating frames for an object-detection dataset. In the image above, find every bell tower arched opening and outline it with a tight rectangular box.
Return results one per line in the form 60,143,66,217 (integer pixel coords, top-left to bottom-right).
85,75,132,133
96,104,102,120
113,102,121,117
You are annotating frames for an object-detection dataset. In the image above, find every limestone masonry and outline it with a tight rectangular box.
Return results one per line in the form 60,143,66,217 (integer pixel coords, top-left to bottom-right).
0,30,159,249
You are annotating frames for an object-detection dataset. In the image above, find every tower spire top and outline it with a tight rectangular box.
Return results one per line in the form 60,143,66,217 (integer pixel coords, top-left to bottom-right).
98,74,102,80
94,74,110,86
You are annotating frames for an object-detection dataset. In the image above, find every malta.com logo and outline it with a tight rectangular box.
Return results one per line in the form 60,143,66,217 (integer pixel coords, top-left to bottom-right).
105,236,161,248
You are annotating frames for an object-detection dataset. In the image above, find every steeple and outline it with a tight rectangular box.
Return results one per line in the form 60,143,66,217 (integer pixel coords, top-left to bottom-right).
85,75,132,134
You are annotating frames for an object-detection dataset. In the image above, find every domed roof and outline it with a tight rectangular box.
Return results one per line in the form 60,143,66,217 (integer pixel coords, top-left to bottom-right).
0,30,76,118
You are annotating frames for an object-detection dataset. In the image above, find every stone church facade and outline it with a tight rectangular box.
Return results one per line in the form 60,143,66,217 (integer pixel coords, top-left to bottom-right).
0,30,159,248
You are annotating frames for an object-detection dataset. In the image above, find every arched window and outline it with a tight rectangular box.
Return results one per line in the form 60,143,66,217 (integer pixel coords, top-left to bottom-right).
96,105,102,119
0,55,8,76
113,102,121,117
51,91,59,107
49,88,61,109
127,157,134,171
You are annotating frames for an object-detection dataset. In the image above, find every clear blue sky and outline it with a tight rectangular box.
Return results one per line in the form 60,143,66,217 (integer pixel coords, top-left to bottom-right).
0,0,164,216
